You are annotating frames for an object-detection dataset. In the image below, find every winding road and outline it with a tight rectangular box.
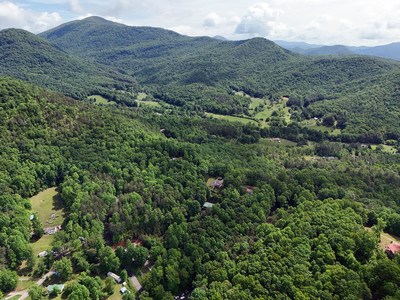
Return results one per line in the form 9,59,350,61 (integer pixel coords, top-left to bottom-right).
5,271,54,300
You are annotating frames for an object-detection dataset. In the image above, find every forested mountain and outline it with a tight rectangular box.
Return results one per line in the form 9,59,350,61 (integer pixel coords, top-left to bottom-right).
277,40,400,61
38,17,400,137
355,42,400,61
1,77,400,299
301,45,353,56
0,27,137,100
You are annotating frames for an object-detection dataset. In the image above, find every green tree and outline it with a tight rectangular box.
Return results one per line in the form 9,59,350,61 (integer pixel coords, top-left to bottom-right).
67,283,90,300
28,284,43,300
104,277,115,296
99,246,120,273
0,269,18,293
53,257,73,281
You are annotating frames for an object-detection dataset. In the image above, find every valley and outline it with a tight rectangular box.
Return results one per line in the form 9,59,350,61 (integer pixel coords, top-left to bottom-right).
0,15,400,300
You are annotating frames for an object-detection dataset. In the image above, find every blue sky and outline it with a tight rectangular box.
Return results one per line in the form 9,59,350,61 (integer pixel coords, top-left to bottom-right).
1,0,400,46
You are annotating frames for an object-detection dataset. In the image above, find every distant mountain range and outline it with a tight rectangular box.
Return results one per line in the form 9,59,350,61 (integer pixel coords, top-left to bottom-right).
275,40,400,61
1,16,400,135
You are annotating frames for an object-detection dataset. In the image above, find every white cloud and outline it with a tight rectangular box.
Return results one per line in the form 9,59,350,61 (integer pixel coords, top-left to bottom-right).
203,12,225,27
235,2,285,38
1,0,400,45
0,1,62,32
67,0,83,13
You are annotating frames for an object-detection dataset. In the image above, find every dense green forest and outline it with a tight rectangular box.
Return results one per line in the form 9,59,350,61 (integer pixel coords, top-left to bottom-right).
1,77,400,299
37,17,400,137
1,15,400,300
0,28,138,103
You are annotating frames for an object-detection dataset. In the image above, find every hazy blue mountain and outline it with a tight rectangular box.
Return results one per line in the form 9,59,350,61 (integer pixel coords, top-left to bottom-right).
303,45,354,56
354,42,400,61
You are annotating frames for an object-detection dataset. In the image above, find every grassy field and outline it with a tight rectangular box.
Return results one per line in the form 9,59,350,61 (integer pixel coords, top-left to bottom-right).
258,138,297,147
205,112,259,126
136,92,147,100
137,100,161,107
87,95,116,105
206,177,216,187
250,97,291,127
364,227,400,250
300,119,341,136
380,232,400,250
370,144,397,154
15,278,36,291
31,235,55,256
30,187,65,227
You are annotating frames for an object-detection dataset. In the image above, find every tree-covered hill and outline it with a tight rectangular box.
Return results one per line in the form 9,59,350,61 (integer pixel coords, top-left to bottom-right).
1,77,400,299
38,17,400,137
0,28,137,100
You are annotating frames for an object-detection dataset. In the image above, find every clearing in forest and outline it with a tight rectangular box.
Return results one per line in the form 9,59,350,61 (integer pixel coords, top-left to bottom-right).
30,187,65,227
380,232,400,250
87,95,116,105
205,112,258,126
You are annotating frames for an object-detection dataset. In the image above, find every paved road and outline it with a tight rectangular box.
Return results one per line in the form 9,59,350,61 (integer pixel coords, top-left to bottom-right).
6,271,54,300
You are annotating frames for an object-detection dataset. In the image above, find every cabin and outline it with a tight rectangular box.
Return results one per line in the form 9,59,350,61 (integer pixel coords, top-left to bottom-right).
203,202,215,209
270,138,281,143
107,272,122,283
44,225,61,235
210,178,224,189
385,242,400,258
38,251,48,258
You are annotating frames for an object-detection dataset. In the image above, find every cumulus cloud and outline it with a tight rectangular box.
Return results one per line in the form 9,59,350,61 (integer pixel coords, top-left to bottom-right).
0,1,62,33
235,2,283,37
67,0,83,13
203,12,225,27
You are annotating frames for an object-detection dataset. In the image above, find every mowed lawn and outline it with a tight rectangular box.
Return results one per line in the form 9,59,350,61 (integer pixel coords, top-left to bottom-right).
258,138,297,147
205,112,259,126
31,235,55,256
87,95,116,105
380,232,400,250
30,187,65,227
137,100,161,107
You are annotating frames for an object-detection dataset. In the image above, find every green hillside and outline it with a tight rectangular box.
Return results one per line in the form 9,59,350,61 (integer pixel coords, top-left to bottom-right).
1,77,400,299
0,28,137,102
39,17,400,137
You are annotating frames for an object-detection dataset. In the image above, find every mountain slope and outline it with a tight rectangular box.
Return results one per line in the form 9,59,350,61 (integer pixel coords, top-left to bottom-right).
0,28,136,100
303,45,353,56
355,42,400,61
39,17,398,95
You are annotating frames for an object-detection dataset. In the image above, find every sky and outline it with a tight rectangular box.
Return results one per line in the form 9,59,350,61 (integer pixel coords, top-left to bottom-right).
0,0,400,46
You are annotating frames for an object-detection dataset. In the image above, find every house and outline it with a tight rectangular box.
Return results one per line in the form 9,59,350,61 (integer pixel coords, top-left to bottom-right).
210,177,224,189
107,272,122,283
44,225,61,235
120,287,128,294
38,251,48,258
270,138,281,143
245,186,255,194
385,242,400,258
203,202,215,209
47,284,65,293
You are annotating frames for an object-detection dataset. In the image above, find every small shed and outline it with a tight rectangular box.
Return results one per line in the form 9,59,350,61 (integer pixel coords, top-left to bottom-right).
120,287,128,294
107,272,122,283
210,177,224,189
203,202,215,209
47,284,65,293
38,251,48,258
